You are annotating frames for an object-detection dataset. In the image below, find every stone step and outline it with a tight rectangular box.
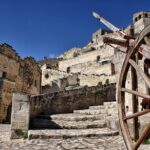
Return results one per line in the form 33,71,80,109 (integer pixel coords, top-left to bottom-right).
89,105,105,110
107,108,118,116
31,118,106,129
50,113,107,121
28,128,119,139
104,102,117,109
73,109,107,115
54,120,106,129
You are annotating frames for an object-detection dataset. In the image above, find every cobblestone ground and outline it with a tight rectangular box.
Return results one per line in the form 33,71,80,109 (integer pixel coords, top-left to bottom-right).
0,125,150,150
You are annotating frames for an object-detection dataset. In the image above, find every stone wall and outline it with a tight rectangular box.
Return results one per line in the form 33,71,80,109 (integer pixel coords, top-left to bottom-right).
59,46,115,72
11,83,116,138
79,74,116,86
41,64,71,86
0,44,41,123
41,73,79,94
30,83,116,118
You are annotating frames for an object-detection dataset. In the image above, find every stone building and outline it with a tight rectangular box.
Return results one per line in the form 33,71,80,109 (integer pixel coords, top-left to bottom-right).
40,11,150,112
0,43,41,123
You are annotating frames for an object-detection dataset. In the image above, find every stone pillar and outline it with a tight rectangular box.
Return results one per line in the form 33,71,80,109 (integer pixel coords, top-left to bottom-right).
11,93,30,139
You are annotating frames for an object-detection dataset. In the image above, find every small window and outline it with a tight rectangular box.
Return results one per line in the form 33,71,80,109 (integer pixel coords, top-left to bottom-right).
2,72,7,78
102,61,108,65
135,17,138,22
46,64,51,69
111,63,115,75
97,56,100,62
67,67,70,73
77,78,80,83
145,13,148,18
130,28,134,36
45,73,49,79
91,47,96,50
139,15,141,19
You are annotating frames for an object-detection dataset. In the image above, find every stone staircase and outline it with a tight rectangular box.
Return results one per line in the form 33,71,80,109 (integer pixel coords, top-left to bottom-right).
29,101,119,139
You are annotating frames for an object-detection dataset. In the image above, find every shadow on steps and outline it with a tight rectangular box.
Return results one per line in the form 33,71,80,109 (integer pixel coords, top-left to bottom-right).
30,115,62,130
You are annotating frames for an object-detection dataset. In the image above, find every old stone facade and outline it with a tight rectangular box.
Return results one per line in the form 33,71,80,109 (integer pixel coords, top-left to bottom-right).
39,11,150,112
0,43,41,123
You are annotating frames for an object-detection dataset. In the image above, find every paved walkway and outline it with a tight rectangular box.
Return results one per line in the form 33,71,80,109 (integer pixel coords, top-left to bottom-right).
0,124,149,150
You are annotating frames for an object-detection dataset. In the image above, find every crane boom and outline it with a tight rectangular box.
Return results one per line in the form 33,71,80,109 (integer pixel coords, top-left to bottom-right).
93,12,119,32
92,11,150,59
93,12,126,37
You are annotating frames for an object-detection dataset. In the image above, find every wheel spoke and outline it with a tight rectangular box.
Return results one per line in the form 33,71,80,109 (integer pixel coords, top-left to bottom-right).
129,59,150,88
124,109,150,120
131,63,139,140
134,123,150,150
122,88,150,99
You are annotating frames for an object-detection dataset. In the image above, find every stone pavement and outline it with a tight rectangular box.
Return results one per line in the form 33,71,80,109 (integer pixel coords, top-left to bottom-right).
0,124,150,150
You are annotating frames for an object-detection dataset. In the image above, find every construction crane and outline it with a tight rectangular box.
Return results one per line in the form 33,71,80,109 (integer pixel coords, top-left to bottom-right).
92,11,150,59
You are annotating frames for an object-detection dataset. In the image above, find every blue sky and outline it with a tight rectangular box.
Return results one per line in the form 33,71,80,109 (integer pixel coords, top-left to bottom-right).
0,0,149,60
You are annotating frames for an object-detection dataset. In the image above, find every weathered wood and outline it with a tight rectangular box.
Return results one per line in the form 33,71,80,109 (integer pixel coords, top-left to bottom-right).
117,24,150,150
118,104,134,150
129,59,150,88
122,88,150,99
103,37,128,47
134,123,150,150
131,59,139,140
124,109,150,120
144,63,150,94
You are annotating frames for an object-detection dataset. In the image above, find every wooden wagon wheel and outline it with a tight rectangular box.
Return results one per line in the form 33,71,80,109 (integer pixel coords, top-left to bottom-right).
118,24,150,150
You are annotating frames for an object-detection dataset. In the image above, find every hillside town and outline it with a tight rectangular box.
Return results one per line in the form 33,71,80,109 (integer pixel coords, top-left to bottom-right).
0,11,150,150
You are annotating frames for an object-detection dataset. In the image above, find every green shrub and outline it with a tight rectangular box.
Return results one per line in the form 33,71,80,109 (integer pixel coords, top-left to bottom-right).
98,81,102,86
14,129,28,139
105,79,109,84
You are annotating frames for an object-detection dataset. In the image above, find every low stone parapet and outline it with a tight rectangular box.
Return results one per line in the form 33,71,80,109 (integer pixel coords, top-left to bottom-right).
10,83,116,139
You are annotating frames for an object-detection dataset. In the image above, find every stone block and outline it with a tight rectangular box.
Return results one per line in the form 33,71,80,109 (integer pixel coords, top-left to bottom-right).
11,93,30,139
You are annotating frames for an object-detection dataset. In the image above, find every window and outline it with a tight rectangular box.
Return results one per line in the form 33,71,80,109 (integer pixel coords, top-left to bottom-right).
77,78,80,83
45,73,49,79
97,56,100,62
145,13,148,18
46,64,51,69
130,28,134,36
67,67,70,73
2,72,7,78
139,15,141,19
111,63,115,75
102,61,108,65
135,17,138,22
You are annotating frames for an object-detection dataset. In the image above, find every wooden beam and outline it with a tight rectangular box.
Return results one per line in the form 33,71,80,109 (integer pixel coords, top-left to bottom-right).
124,109,150,120
134,123,150,150
131,60,139,140
103,37,128,47
129,59,150,88
122,88,150,99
